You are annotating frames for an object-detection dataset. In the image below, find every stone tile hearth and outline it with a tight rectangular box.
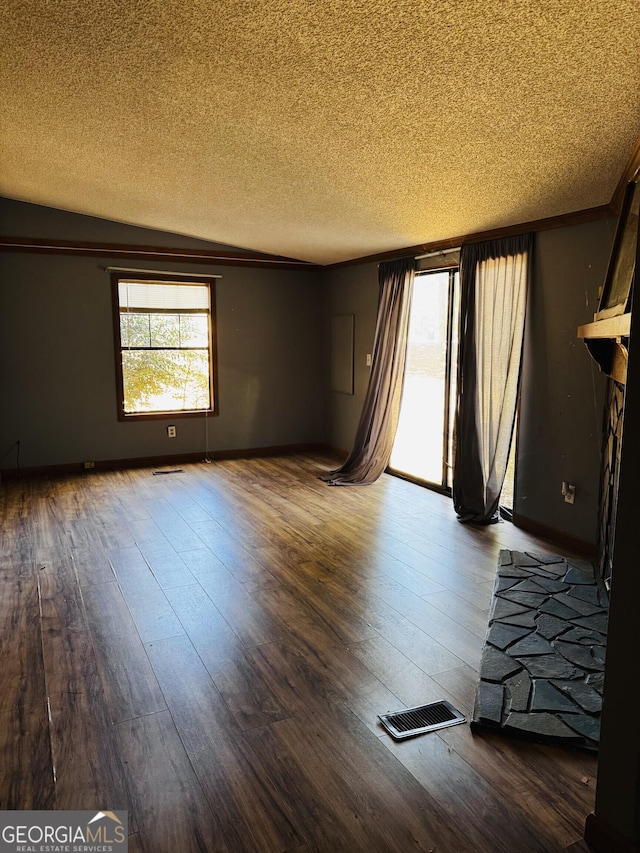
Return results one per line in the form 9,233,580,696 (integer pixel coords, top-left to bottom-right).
472,550,608,751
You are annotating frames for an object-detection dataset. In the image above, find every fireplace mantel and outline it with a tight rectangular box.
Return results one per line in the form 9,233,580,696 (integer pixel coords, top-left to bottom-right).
577,312,631,385
578,173,638,385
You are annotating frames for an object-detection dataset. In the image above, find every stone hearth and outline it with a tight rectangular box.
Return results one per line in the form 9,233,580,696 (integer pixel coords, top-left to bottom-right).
472,550,608,751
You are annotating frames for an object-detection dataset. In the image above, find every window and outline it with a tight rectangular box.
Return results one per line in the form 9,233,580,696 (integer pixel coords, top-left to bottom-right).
112,274,217,419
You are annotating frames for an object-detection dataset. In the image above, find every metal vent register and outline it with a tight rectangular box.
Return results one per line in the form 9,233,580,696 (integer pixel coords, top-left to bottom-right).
379,700,466,739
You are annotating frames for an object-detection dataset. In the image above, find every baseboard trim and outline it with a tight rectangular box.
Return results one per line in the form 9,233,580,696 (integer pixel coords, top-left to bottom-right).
0,443,324,480
585,813,640,852
512,512,596,558
320,445,349,461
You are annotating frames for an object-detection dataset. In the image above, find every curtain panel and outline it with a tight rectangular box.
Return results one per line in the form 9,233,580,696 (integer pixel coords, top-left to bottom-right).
453,234,532,522
322,257,415,485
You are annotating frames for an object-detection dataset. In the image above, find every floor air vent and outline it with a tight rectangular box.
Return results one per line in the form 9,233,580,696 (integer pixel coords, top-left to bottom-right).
379,700,466,739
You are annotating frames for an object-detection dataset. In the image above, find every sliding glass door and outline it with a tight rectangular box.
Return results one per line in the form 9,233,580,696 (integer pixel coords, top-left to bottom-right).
389,268,460,491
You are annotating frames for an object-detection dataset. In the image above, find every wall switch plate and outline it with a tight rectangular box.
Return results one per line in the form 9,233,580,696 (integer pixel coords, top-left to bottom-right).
167,425,176,438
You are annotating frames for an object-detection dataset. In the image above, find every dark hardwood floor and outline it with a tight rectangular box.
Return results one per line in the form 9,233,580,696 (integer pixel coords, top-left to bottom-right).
0,452,597,851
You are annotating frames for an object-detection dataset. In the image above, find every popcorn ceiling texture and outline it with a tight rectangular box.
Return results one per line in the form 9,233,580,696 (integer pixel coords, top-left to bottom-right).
1,1,639,264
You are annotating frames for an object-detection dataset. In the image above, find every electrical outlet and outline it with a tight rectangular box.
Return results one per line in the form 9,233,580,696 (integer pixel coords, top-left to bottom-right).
83,461,95,470
167,425,176,438
366,353,372,366
561,481,575,504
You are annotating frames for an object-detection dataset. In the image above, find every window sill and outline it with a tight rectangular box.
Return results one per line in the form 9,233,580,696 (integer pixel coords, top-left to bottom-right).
118,409,217,422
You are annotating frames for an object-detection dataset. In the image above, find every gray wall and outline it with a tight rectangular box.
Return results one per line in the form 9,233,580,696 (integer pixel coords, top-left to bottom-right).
1,197,238,250
322,261,379,453
0,199,323,469
322,220,616,546
517,217,616,545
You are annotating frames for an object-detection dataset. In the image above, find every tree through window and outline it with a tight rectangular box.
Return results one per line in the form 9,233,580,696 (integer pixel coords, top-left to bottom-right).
112,274,217,419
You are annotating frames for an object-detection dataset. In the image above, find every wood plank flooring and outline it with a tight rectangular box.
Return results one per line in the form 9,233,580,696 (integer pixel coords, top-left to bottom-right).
0,452,597,851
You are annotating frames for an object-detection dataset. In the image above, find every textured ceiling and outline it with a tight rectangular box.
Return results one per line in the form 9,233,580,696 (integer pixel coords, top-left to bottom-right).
1,1,639,265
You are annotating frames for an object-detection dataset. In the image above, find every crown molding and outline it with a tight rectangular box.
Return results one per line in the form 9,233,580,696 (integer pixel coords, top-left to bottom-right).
325,204,612,269
0,237,320,270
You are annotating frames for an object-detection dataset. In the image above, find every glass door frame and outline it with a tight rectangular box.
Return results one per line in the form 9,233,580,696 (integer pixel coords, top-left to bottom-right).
388,265,460,496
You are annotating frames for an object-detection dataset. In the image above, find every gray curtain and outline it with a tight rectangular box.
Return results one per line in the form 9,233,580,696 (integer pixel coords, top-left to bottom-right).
453,234,532,522
322,257,415,485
